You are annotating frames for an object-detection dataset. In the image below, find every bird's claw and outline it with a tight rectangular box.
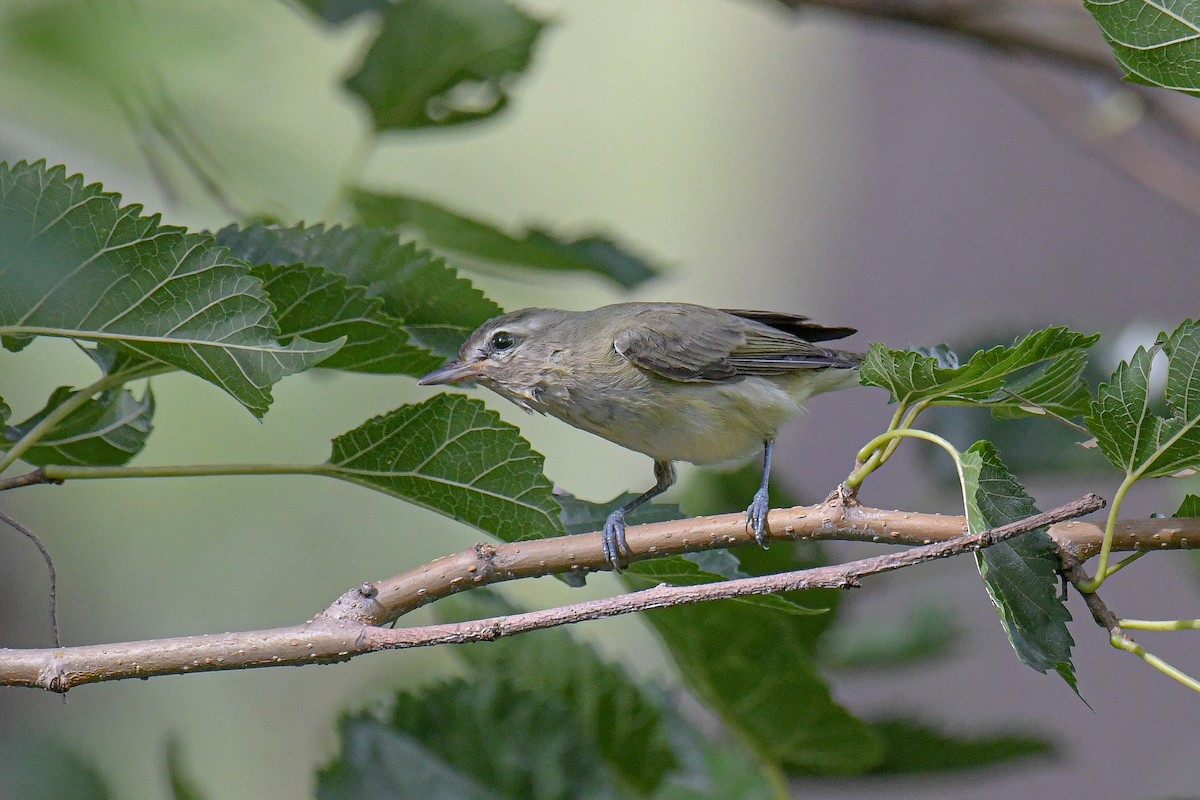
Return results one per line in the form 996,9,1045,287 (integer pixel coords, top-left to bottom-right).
602,509,633,571
746,487,771,549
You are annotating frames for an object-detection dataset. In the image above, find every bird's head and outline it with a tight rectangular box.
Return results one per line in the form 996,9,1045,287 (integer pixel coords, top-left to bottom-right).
417,308,565,394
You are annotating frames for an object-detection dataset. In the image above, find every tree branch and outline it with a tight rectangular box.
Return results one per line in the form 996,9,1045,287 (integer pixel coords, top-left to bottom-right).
0,494,1109,692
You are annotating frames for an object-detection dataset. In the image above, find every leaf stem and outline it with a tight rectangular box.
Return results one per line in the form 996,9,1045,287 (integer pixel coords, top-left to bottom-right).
1108,633,1200,694
1119,618,1200,631
41,463,334,481
847,427,968,517
1076,472,1138,593
0,371,132,474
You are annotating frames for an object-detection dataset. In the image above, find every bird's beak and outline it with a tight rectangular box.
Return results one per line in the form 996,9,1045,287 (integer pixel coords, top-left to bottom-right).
417,359,485,386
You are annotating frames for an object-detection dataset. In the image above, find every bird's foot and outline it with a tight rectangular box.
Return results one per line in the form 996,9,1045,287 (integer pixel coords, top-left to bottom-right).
746,487,771,549
602,509,633,571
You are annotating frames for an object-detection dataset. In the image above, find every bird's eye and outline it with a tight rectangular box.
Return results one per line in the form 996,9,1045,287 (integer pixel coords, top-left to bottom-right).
490,331,515,351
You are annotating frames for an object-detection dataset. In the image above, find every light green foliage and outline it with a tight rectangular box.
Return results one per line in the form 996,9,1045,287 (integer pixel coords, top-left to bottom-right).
214,222,501,357
250,262,440,375
326,394,563,542
818,602,960,670
352,190,661,289
963,442,1078,691
1085,319,1200,479
317,592,775,799
4,386,153,466
0,161,339,417
860,327,1098,417
1084,0,1200,95
342,0,548,131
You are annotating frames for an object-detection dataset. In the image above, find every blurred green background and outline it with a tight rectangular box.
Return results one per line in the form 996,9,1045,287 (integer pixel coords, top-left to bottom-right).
5,0,1200,798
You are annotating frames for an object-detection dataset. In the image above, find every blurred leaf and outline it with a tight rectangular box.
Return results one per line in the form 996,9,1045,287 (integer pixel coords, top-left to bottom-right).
352,190,660,288
4,386,153,466
1083,0,1200,96
557,491,684,534
252,262,439,375
438,591,678,795
326,394,562,541
860,328,1099,417
0,395,9,424
627,553,824,616
214,222,500,356
635,597,882,774
293,0,389,24
819,602,960,669
323,680,627,800
1176,493,1200,517
864,718,1056,774
317,712,498,800
679,463,842,632
650,714,774,800
0,733,111,800
640,466,880,773
1085,320,1200,480
0,161,338,417
344,0,547,131
165,737,207,800
963,442,1078,692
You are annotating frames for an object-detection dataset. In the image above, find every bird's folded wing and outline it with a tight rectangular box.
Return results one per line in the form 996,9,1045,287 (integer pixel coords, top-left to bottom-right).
614,309,858,383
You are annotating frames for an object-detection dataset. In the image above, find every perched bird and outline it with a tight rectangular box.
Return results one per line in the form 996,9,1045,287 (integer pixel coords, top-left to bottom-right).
418,302,862,569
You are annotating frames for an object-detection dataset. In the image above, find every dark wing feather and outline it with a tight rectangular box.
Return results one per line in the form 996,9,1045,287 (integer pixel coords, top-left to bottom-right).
721,309,856,342
614,306,860,383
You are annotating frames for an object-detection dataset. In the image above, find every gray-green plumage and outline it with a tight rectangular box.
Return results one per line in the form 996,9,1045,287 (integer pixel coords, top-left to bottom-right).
418,302,862,568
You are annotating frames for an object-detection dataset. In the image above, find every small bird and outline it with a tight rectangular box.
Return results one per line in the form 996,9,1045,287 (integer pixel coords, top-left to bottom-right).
418,302,862,570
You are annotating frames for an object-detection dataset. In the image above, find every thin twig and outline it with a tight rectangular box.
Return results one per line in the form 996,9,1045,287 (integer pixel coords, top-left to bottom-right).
0,468,62,492
0,508,60,649
0,494,1103,692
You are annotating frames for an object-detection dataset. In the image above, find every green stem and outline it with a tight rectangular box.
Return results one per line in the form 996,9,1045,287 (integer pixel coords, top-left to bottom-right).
843,403,908,488
1076,472,1137,593
1109,633,1200,694
1104,550,1146,578
42,463,334,481
1119,618,1200,631
847,428,968,518
0,371,132,474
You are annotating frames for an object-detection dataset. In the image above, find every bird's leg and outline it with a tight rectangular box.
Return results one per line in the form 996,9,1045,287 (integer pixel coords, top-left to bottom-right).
746,439,774,549
602,460,676,571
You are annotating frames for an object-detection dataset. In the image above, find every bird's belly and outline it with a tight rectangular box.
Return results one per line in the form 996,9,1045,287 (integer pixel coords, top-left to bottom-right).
544,376,809,465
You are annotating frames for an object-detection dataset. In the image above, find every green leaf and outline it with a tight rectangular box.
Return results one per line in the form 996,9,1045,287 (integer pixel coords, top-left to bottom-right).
677,463,842,626
165,737,207,800
635,597,882,774
4,386,153,466
818,602,960,669
251,262,440,375
650,715,774,800
1086,320,1200,480
316,712,498,800
0,733,111,800
557,491,684,535
626,553,825,616
321,681,626,800
864,718,1056,775
352,190,660,289
1083,0,1200,96
636,467,880,773
325,394,562,541
962,442,1077,689
860,327,1099,416
1176,493,1200,517
344,0,548,131
438,591,679,795
0,396,9,424
293,0,388,24
0,161,338,417
214,222,500,356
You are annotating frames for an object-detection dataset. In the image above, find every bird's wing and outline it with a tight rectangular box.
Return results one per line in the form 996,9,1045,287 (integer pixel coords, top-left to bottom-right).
721,309,856,343
613,307,860,383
